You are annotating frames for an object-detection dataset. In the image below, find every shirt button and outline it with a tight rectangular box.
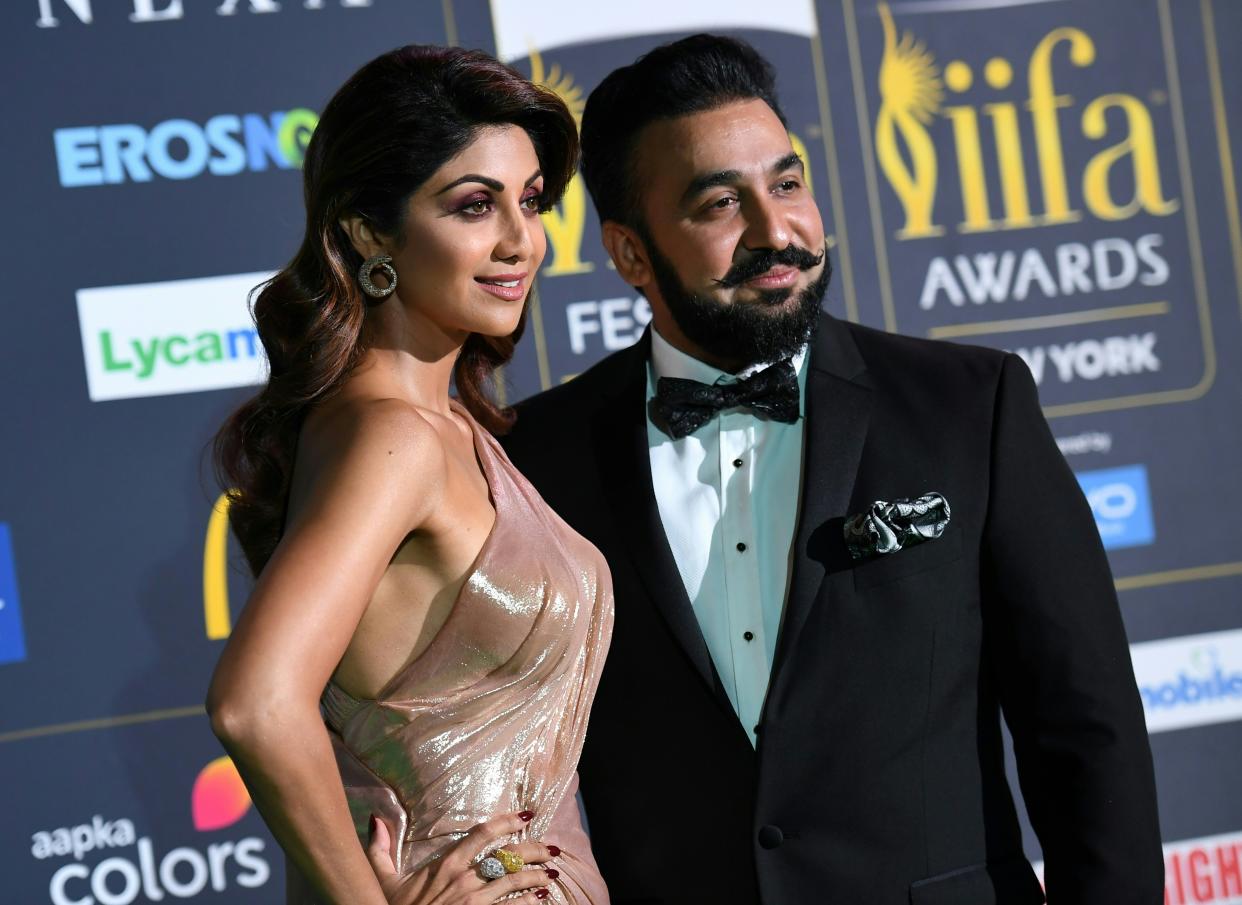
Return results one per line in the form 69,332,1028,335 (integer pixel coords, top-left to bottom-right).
736,542,747,552
733,458,744,468
743,631,754,642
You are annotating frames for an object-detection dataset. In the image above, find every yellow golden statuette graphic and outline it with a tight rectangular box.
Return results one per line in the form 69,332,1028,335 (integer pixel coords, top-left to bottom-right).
527,47,593,277
875,2,944,239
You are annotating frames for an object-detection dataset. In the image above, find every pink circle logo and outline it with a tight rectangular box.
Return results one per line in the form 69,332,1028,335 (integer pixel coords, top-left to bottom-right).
191,756,253,831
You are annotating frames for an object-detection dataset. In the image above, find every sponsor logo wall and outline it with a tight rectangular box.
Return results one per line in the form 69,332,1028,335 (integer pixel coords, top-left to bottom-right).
1,0,1239,897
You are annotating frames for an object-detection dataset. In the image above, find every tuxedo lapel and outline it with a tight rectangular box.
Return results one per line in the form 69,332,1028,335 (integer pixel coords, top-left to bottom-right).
766,315,873,708
590,332,735,716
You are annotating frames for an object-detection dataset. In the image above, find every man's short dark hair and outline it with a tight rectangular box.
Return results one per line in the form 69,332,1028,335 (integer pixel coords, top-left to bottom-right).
580,34,787,228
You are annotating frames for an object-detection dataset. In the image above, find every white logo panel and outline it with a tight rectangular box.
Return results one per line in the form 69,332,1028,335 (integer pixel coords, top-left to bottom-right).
489,0,817,63
1131,629,1242,734
76,272,273,402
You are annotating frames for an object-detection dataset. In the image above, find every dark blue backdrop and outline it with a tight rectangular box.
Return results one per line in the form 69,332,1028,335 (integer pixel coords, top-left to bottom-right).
3,2,1240,902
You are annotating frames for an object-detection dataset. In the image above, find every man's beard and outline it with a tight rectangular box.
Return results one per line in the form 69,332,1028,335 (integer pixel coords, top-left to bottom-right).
643,233,831,370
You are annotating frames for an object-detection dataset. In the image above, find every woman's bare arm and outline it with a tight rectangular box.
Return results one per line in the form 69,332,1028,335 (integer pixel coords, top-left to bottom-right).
206,401,445,905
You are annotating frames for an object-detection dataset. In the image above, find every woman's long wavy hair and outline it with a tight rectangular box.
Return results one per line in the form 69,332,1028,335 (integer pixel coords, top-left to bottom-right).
215,45,578,576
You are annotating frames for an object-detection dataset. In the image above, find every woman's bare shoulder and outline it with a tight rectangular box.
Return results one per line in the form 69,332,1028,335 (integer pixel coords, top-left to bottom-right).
292,397,450,531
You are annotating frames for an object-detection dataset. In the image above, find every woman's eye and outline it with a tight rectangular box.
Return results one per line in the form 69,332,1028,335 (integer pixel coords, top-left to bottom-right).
522,194,542,212
464,200,491,215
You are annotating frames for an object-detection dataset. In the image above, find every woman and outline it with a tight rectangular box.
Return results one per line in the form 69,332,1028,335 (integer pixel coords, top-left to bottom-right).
206,46,612,905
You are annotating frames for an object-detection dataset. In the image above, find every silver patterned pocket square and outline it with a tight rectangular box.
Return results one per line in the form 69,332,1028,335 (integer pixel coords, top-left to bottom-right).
843,492,951,561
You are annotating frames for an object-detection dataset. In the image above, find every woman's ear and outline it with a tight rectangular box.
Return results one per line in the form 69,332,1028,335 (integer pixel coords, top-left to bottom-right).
339,215,387,261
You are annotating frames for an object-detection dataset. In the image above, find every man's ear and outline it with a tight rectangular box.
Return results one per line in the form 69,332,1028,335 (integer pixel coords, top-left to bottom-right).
600,221,653,289
339,215,388,261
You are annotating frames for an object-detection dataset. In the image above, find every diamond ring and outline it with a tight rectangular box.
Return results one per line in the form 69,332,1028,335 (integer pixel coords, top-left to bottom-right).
477,856,506,881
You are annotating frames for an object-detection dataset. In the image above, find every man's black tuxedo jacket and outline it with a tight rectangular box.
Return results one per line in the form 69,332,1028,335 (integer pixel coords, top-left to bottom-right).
501,314,1162,905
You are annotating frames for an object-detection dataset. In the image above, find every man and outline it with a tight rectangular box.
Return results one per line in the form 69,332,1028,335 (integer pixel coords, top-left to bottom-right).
502,34,1162,905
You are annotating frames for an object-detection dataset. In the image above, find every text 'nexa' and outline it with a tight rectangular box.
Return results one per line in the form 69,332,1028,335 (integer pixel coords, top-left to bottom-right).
876,5,1177,237
36,0,372,29
54,109,318,187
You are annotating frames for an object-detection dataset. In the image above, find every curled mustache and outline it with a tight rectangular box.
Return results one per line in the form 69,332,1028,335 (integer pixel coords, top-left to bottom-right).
712,244,826,289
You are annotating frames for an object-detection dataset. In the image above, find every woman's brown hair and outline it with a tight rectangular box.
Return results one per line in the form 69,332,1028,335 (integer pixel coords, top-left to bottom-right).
215,45,578,575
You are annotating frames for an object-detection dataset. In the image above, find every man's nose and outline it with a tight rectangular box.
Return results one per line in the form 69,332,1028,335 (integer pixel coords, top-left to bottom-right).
741,194,792,251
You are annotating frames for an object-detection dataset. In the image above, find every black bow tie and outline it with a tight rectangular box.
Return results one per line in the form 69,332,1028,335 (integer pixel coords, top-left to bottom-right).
653,359,800,439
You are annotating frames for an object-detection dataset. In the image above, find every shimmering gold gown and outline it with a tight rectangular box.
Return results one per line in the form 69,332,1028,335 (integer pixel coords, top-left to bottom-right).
315,401,614,904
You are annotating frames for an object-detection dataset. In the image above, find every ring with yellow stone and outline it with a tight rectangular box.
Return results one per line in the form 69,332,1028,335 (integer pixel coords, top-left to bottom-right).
492,849,524,873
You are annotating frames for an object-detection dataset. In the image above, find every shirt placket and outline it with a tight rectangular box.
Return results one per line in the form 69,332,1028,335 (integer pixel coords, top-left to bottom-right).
718,411,766,741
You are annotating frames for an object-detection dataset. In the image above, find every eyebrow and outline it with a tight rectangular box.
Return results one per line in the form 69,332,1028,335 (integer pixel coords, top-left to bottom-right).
680,152,805,205
436,169,543,195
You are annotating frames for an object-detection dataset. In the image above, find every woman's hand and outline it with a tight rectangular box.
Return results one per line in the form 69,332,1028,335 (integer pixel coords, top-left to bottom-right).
367,812,560,905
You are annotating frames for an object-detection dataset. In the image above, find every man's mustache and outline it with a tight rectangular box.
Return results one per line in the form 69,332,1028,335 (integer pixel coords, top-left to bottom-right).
712,244,825,289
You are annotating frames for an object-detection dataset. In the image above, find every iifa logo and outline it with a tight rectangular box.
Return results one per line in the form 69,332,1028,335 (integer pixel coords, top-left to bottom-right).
76,272,272,401
1074,464,1154,550
33,756,269,904
874,3,1177,240
54,109,318,187
1131,629,1242,734
0,522,28,665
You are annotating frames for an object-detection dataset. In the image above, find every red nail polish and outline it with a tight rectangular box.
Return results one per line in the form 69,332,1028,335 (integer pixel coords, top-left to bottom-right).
545,868,560,880
518,810,535,822
535,890,550,900
547,845,561,857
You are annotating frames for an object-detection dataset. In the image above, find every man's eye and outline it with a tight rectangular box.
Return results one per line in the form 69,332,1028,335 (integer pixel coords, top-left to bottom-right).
711,196,737,209
777,180,801,192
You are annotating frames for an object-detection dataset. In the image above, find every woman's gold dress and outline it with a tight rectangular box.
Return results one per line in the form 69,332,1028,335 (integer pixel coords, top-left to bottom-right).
314,401,614,904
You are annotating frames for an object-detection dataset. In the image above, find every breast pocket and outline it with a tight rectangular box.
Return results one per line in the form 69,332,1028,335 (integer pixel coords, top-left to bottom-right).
851,526,964,591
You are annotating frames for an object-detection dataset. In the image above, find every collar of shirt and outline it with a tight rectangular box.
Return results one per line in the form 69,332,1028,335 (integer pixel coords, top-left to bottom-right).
646,327,809,420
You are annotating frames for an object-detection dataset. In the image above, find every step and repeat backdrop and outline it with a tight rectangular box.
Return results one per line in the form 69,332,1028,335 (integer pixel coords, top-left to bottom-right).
2,0,1240,902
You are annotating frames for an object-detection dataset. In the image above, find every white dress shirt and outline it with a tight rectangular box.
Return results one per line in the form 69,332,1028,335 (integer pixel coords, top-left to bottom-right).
646,328,807,747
